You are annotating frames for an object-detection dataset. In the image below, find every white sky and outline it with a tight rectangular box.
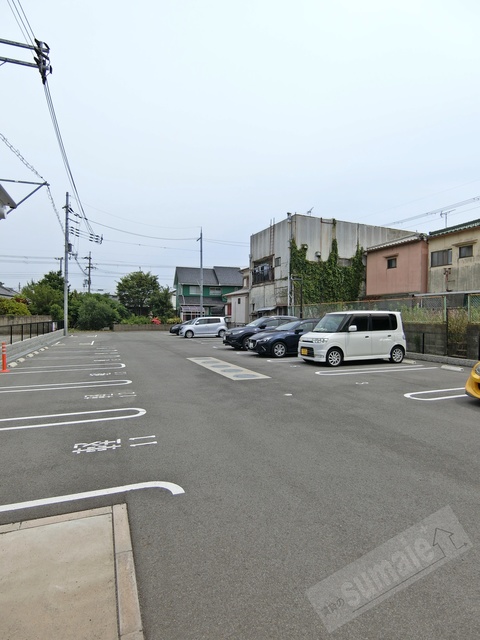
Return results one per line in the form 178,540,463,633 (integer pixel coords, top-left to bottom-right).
1,0,480,294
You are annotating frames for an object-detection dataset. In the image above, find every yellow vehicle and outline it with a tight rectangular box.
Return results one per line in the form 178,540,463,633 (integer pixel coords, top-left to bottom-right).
465,361,480,399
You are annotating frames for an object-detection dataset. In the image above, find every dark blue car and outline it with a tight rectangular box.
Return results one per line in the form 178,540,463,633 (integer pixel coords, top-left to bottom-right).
247,318,321,358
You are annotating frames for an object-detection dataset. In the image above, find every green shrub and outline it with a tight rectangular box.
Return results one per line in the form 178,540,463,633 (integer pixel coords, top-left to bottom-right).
0,298,31,316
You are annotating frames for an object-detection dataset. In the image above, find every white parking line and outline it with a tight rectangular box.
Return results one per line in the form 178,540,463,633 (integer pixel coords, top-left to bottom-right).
5,363,126,375
0,481,184,513
404,388,466,401
0,379,132,394
315,365,437,376
0,407,146,431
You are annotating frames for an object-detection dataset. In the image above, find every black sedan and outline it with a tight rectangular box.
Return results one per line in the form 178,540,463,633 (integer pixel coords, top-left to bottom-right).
247,318,321,357
223,316,298,350
169,319,194,335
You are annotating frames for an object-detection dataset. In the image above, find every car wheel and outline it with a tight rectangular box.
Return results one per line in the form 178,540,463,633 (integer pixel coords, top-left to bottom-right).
185,330,194,339
326,348,343,367
271,341,287,358
242,336,250,350
218,329,226,338
390,345,405,363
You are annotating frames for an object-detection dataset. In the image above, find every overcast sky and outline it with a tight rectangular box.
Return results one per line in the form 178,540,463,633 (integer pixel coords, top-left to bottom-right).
1,0,480,294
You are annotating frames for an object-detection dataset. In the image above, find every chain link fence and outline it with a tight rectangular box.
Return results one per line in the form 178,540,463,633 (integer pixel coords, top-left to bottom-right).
468,294,480,324
293,296,446,323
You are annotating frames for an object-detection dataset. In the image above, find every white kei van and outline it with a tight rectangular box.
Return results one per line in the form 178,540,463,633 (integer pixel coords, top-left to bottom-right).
179,316,228,338
298,311,406,366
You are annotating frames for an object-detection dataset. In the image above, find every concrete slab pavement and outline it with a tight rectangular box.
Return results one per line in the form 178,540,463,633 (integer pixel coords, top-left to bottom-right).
0,505,144,640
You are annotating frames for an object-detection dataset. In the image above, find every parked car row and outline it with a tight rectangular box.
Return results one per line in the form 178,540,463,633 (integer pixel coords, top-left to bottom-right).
169,313,480,396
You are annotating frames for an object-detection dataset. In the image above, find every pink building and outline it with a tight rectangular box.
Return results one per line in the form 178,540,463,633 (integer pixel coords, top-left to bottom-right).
366,234,428,297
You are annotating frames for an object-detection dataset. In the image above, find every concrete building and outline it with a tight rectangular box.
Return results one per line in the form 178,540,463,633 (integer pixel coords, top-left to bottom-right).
428,218,480,293
249,214,413,317
365,234,429,297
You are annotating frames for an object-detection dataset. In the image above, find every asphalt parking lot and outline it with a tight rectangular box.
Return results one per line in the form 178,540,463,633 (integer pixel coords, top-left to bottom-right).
1,331,479,639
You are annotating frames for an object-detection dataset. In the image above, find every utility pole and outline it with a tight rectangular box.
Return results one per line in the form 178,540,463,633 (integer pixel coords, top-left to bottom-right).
287,213,293,315
63,192,70,336
197,228,204,317
83,252,92,293
0,37,52,84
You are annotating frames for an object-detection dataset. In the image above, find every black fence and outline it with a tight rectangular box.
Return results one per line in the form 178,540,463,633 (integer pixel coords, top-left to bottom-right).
0,320,64,345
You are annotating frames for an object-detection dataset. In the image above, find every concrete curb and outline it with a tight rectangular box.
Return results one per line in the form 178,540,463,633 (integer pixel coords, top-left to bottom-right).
4,329,65,363
406,351,477,368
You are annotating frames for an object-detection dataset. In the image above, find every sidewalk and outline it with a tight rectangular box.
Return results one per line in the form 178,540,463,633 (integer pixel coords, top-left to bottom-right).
0,505,144,640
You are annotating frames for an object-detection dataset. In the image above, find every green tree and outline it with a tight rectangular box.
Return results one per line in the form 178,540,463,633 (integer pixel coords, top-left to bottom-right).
76,297,120,330
22,271,64,315
0,298,31,316
116,271,160,315
149,286,175,320
69,292,130,328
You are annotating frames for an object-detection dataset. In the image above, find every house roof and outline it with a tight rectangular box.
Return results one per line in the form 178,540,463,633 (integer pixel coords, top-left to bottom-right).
0,283,18,298
366,233,427,253
429,217,480,238
174,266,243,287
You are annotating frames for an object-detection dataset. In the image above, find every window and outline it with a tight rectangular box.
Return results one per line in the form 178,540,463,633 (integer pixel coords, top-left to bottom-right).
431,249,452,267
210,287,221,296
387,257,397,269
189,285,200,294
252,261,274,284
349,315,369,331
459,245,473,258
275,257,281,267
237,298,241,304
371,315,391,331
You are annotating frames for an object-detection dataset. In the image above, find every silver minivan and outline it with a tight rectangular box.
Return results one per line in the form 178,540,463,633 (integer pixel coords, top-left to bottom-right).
179,316,228,338
298,311,406,366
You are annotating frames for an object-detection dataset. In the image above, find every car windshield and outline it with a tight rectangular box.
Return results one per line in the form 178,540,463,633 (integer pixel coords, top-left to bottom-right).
247,317,272,327
313,314,346,333
272,320,299,331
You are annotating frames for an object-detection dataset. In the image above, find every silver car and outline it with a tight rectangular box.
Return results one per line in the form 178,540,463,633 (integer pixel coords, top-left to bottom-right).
179,316,228,338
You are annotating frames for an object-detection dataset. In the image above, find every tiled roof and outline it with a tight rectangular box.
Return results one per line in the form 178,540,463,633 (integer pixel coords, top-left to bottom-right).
366,233,427,252
174,267,218,286
429,218,480,237
174,266,243,286
212,266,243,286
0,284,18,298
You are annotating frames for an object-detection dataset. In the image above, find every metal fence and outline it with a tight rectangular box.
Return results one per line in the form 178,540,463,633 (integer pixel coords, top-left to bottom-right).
0,320,64,345
292,296,447,323
468,294,480,323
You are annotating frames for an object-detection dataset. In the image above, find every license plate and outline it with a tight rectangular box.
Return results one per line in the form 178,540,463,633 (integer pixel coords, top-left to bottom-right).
300,347,308,355
248,340,255,349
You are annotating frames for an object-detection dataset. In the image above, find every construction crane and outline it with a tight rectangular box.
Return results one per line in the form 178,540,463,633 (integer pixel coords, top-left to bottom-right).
386,196,480,228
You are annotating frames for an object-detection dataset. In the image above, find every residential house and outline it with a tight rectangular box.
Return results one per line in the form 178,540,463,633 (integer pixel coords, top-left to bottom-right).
173,266,243,319
0,283,18,299
249,214,414,317
223,267,250,326
428,218,480,293
365,234,429,297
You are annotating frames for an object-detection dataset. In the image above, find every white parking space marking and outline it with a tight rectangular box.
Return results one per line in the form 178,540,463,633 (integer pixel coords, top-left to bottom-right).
188,357,270,380
0,407,146,432
0,379,132,394
5,363,126,375
404,388,466,401
315,365,437,376
0,481,185,513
